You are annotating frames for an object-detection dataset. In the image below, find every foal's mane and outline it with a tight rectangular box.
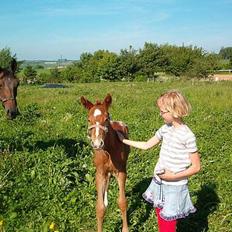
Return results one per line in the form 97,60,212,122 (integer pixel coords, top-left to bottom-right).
95,100,102,105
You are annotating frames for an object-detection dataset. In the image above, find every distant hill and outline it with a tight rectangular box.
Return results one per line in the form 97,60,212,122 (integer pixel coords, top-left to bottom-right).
20,59,77,69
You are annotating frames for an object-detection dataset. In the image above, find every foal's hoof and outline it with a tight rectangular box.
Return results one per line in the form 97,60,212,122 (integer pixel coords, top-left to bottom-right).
122,228,129,232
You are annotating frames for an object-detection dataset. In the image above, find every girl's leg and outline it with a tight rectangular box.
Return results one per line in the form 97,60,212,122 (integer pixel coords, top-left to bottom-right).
155,208,177,232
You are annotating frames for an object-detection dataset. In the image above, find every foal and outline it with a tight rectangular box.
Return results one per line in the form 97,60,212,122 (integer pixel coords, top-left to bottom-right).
81,94,130,232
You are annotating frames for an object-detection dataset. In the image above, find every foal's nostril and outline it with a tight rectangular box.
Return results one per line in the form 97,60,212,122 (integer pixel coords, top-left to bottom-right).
100,140,104,148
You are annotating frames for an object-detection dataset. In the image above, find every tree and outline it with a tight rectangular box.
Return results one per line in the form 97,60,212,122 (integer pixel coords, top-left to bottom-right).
138,43,169,79
23,66,37,83
230,58,232,69
219,47,232,59
49,67,63,83
160,44,213,78
116,46,139,81
0,47,16,68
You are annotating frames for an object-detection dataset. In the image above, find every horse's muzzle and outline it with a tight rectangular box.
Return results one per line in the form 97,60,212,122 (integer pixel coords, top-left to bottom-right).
91,139,104,150
6,108,19,120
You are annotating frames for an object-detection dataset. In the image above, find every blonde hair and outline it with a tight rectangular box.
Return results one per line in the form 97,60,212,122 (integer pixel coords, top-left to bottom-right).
157,90,191,118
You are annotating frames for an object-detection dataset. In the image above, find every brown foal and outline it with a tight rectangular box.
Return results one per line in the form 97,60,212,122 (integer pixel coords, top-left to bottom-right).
81,94,130,232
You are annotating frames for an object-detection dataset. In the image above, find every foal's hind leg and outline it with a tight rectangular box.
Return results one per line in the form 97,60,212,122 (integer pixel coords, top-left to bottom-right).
116,171,128,232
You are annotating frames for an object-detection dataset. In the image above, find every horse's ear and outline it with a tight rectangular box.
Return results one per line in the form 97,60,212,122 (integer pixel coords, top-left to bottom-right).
11,58,17,74
0,71,4,79
104,94,112,109
80,96,94,110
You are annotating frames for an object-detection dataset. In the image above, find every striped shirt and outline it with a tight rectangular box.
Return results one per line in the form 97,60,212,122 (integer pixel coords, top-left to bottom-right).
154,124,198,185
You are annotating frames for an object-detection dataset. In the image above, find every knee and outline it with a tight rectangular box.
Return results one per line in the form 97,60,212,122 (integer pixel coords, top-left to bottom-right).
118,197,127,211
96,203,105,218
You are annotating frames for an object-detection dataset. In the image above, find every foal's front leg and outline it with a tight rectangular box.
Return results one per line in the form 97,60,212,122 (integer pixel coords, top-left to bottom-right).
116,171,128,232
95,171,109,232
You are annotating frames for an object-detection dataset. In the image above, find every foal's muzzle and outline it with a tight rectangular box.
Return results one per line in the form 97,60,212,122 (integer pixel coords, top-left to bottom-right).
88,123,109,149
91,139,104,150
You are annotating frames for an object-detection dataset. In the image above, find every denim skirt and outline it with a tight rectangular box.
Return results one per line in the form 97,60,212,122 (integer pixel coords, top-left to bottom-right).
142,176,196,221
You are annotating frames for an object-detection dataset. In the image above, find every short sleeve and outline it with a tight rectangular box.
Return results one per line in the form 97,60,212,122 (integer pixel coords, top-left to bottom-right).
185,134,198,153
155,125,166,141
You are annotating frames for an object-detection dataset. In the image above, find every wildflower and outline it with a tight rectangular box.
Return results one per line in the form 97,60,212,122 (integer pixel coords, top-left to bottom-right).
49,222,56,230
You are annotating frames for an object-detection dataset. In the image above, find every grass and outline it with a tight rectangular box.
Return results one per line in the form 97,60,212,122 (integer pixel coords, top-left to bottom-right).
0,81,232,232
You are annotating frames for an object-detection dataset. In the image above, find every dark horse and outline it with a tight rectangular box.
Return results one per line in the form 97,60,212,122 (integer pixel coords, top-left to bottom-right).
0,58,19,119
81,94,130,232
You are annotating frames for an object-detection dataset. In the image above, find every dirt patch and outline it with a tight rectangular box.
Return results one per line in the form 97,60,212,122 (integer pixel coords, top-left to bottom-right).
213,74,232,81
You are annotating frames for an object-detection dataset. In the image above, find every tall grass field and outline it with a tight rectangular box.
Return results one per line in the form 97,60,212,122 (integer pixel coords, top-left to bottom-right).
0,81,231,232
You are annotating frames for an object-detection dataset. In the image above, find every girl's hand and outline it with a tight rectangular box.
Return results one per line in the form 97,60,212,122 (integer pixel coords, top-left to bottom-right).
158,169,176,181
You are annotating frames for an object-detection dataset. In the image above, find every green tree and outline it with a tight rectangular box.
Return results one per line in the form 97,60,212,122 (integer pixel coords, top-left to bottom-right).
23,66,37,82
160,44,212,78
0,47,16,69
50,67,60,79
138,43,169,80
219,47,232,59
93,50,119,81
229,58,232,69
116,45,139,81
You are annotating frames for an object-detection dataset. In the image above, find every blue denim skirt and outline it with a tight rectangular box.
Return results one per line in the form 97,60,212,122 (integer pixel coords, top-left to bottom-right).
142,176,196,221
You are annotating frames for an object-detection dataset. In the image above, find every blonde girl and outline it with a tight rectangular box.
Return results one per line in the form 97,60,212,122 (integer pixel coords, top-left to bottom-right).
118,90,201,232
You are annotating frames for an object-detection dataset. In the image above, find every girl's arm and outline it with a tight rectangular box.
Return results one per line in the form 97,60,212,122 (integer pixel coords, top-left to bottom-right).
118,133,160,150
159,152,201,181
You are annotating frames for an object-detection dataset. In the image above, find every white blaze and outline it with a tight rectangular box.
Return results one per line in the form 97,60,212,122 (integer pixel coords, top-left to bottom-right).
93,109,101,138
93,109,102,117
95,122,100,137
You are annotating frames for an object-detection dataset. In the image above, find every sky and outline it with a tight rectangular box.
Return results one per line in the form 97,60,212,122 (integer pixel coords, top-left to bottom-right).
0,0,231,60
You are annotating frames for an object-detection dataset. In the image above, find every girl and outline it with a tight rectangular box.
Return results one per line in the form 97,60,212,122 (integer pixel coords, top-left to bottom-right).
118,90,201,232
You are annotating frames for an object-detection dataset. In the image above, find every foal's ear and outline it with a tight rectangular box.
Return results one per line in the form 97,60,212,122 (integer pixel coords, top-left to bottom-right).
104,94,112,109
11,58,17,74
80,96,94,110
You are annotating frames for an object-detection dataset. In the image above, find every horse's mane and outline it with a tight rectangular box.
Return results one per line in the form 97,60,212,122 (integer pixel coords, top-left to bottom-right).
96,100,102,105
0,69,15,79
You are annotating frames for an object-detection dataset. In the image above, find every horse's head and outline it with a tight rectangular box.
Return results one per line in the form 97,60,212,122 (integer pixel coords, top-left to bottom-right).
0,59,20,119
81,94,112,150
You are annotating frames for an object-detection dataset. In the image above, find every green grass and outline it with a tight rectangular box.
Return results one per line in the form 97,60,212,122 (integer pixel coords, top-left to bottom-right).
0,81,232,232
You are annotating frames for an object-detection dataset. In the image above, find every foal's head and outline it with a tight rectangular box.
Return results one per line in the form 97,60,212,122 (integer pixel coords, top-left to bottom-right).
81,94,112,149
0,58,19,119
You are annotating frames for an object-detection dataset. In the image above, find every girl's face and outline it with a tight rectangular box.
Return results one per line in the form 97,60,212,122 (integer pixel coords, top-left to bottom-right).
157,102,174,124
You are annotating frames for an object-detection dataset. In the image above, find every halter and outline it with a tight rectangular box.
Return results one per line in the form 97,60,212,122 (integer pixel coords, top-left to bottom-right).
87,120,110,149
88,124,109,133
0,97,15,103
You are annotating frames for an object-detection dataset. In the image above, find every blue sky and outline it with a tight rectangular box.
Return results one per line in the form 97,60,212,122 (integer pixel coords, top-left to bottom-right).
0,0,231,60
